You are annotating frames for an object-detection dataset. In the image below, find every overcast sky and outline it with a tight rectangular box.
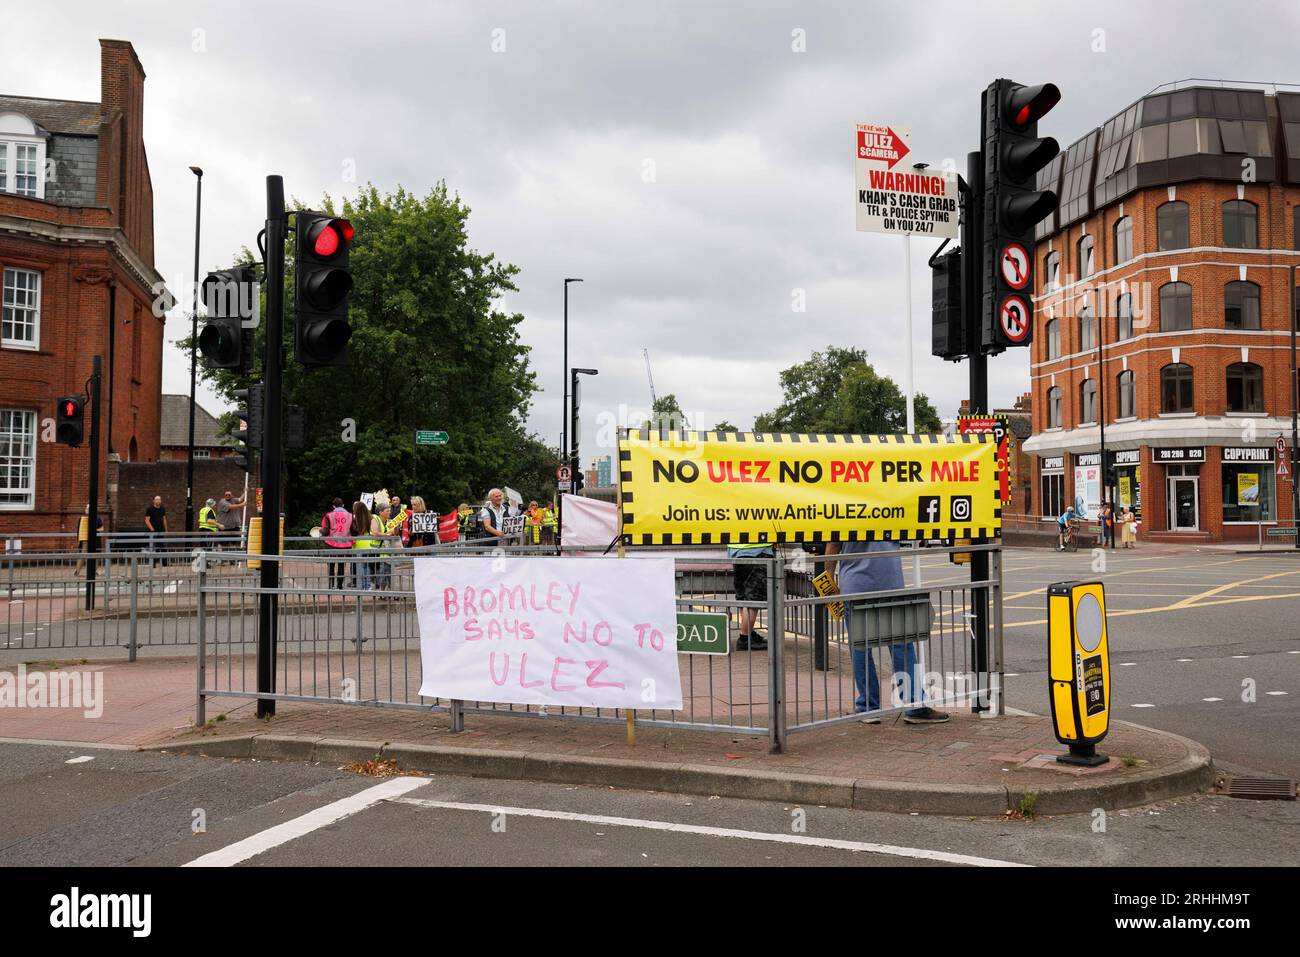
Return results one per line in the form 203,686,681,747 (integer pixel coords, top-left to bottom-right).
8,0,1299,465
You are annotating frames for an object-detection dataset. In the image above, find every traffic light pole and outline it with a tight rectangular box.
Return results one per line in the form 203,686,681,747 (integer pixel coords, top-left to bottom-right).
257,175,286,719
963,149,991,713
84,354,102,611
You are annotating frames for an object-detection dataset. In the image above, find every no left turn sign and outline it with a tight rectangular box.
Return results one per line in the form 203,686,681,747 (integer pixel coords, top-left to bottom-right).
999,296,1030,343
1000,243,1030,290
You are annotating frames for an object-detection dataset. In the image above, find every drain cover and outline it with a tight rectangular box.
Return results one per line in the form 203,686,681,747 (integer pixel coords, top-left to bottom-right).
1223,776,1297,800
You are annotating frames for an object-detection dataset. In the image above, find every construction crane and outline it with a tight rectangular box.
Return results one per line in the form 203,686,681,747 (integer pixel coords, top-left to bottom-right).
643,348,658,408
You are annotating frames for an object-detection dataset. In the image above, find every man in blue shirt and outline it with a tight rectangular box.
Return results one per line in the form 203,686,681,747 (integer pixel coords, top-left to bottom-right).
825,539,949,724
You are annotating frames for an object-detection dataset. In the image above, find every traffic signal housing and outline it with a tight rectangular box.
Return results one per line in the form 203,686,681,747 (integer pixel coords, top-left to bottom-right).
232,384,264,473
199,266,257,371
295,211,354,367
931,246,965,361
56,395,85,446
982,79,1061,351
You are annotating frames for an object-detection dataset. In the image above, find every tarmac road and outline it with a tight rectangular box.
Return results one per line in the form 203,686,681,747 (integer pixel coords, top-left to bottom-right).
922,547,1300,779
1,743,1296,868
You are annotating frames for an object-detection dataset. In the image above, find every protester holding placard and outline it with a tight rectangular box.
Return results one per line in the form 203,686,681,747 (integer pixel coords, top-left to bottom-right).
407,496,429,548
350,501,377,590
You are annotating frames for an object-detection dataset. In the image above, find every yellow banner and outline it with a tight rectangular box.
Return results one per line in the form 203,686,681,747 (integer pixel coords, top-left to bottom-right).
618,431,1000,545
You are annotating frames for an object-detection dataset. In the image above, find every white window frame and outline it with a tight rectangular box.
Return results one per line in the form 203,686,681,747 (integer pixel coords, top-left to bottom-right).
0,408,37,510
2,267,41,350
0,112,48,200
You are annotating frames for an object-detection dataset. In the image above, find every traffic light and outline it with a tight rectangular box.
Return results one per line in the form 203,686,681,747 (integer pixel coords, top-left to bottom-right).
285,404,306,451
982,79,1061,351
232,384,264,473
199,266,256,371
931,246,965,360
571,455,585,494
294,211,353,366
56,395,85,446
570,368,597,492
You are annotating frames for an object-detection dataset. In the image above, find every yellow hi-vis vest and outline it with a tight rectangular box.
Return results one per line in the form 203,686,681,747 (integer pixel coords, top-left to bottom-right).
199,506,218,532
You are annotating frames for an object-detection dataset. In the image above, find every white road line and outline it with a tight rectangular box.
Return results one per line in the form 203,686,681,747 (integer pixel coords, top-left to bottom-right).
388,797,1030,868
1119,662,1136,667
1176,658,1193,662
1266,691,1289,696
1131,703,1155,708
1202,697,1223,702
183,776,427,868
65,755,94,764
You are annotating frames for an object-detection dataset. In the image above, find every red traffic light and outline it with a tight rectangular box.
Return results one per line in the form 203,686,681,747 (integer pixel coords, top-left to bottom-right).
307,217,353,260
1006,83,1061,130
63,400,76,418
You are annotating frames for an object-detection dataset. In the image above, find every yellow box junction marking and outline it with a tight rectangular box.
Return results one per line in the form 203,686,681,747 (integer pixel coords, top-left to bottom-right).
618,430,1000,546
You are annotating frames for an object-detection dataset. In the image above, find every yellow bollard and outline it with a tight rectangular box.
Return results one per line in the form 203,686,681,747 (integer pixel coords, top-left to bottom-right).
1047,580,1111,766
247,516,284,570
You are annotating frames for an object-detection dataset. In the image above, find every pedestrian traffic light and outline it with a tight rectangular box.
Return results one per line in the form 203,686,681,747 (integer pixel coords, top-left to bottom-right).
571,456,585,494
981,79,1061,351
233,384,264,472
199,266,256,371
294,211,353,367
56,395,85,446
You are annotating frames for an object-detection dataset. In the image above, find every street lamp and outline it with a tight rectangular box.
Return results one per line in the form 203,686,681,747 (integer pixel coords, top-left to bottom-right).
185,166,203,535
558,278,583,550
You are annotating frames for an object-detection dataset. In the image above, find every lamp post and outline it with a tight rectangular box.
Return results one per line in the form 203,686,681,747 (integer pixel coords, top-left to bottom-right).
185,166,203,534
559,278,583,549
1291,265,1299,549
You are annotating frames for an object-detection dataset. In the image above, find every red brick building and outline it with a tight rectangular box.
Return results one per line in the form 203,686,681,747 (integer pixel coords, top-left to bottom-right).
1023,84,1300,543
0,40,170,542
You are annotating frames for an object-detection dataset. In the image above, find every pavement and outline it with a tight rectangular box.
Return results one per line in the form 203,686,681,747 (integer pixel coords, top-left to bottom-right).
0,653,1213,816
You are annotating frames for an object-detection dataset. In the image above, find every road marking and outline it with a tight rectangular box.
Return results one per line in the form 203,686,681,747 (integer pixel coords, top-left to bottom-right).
183,776,427,867
1119,662,1136,667
1266,691,1289,696
1232,655,1249,659
1177,658,1193,662
65,755,94,764
1131,703,1155,708
388,797,1030,867
1202,697,1223,702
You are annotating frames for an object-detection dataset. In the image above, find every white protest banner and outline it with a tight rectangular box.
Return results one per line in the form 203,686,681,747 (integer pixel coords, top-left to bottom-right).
500,514,526,539
415,556,682,709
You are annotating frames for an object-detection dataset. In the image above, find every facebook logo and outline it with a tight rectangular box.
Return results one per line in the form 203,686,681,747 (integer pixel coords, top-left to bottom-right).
917,496,941,524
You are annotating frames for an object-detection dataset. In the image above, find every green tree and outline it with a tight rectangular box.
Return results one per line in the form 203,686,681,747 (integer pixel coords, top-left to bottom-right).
187,184,537,530
641,393,689,430
712,419,740,432
754,346,939,434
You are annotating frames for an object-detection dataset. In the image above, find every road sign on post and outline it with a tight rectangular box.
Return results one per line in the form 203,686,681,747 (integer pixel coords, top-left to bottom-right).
415,431,449,446
557,464,571,483
855,123,959,238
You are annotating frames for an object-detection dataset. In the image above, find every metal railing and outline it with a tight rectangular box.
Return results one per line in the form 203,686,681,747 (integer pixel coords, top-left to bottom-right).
191,543,1005,753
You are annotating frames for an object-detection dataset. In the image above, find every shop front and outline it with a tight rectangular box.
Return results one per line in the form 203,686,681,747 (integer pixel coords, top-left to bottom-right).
1221,445,1277,542
1153,447,1205,533
1112,449,1141,519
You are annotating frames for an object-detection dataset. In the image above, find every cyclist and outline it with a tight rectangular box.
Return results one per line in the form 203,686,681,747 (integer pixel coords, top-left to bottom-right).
1057,504,1078,550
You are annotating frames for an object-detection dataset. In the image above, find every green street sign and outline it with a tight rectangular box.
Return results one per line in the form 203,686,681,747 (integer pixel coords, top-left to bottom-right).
676,611,729,655
415,430,449,446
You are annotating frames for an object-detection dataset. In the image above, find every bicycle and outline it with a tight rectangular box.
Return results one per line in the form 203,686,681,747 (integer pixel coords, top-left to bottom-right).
1058,520,1080,552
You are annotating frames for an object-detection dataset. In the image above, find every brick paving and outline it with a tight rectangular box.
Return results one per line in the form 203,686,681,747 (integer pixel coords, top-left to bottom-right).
0,656,1193,791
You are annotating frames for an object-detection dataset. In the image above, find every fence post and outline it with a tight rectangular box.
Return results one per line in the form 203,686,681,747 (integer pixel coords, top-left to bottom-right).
128,554,139,662
991,544,1005,717
450,698,465,732
813,602,828,672
195,559,207,727
767,556,787,754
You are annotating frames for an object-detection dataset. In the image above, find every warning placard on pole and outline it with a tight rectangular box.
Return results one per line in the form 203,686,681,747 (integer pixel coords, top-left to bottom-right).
619,430,1000,545
855,123,959,238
